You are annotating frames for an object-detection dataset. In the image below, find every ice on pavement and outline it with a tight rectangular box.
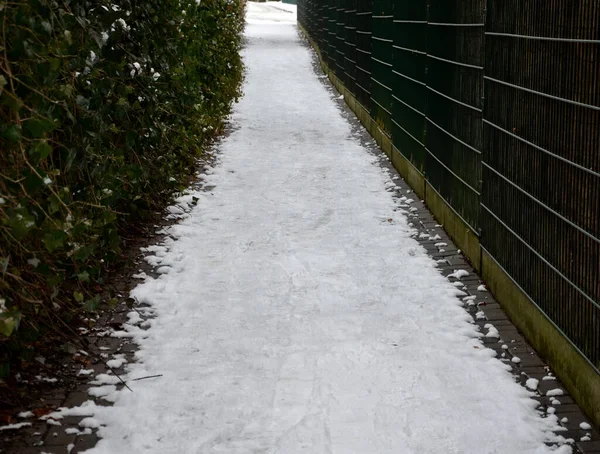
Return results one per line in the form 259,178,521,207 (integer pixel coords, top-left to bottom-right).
82,3,569,453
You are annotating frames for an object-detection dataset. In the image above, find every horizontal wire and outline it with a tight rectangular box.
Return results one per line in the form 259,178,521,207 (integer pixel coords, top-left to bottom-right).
485,31,600,44
481,205,600,311
482,162,600,245
484,76,600,111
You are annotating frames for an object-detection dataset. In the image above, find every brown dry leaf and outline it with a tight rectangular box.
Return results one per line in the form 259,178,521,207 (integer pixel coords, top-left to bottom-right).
72,355,90,365
33,407,53,417
0,411,12,424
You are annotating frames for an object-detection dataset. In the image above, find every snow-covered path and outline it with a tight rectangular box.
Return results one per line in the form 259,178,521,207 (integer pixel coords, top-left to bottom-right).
87,4,567,453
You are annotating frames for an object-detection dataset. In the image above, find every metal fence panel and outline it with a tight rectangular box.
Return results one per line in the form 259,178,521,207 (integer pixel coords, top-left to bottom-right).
391,1,428,170
423,0,484,232
344,0,358,95
370,0,394,133
482,0,600,371
326,1,338,70
354,0,373,109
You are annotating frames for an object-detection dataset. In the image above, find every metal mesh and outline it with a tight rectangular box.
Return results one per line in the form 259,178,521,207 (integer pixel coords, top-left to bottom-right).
354,0,373,109
424,0,484,232
343,0,358,95
482,0,600,370
370,0,393,133
391,1,428,170
298,0,600,372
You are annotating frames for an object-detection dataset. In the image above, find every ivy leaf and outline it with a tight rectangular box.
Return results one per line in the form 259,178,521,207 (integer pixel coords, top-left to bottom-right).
1,125,21,143
43,230,67,252
0,312,22,337
73,291,84,303
77,271,90,282
83,295,101,312
7,212,36,240
23,118,57,139
29,141,53,159
48,194,62,214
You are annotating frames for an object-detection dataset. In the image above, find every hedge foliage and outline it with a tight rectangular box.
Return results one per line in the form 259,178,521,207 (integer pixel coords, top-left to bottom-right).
0,0,244,374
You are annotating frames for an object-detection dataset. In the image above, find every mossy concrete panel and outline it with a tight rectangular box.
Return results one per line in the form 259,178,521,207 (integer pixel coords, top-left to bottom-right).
355,103,372,133
368,124,393,159
346,93,356,112
381,132,392,159
390,146,426,200
481,250,600,428
424,183,481,272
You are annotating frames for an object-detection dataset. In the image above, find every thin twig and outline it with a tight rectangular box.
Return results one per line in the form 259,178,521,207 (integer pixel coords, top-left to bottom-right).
131,374,162,382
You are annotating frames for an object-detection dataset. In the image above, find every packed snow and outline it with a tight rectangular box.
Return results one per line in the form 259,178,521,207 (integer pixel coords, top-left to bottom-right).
448,269,469,280
71,3,570,453
526,378,540,391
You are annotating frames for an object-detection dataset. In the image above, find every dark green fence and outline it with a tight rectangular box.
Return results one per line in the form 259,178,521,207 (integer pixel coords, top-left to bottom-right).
297,0,600,373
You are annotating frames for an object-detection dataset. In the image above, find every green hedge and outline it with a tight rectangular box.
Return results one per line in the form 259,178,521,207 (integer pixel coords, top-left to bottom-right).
0,0,244,374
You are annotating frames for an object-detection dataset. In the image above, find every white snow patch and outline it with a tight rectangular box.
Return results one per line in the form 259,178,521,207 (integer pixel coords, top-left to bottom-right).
78,369,95,376
36,375,58,383
88,385,118,401
79,417,103,429
106,356,126,369
0,422,32,431
41,400,98,421
66,427,93,436
484,324,500,338
546,388,564,397
18,411,34,418
448,269,470,280
525,378,539,390
580,422,592,430
90,374,122,386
